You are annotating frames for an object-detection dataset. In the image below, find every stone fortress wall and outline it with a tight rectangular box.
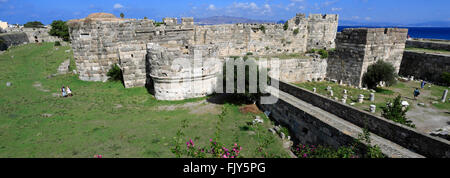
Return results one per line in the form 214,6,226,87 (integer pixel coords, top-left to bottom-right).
68,13,339,99
400,39,450,84
326,28,408,87
68,13,411,100
0,26,63,51
6,26,61,43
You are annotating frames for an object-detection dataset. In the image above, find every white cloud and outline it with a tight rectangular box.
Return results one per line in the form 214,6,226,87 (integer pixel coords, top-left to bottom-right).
113,3,124,9
232,2,259,10
290,0,304,2
331,7,342,11
207,4,216,10
365,17,372,21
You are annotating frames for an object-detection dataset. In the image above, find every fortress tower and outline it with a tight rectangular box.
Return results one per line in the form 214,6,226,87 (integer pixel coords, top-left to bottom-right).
326,28,408,87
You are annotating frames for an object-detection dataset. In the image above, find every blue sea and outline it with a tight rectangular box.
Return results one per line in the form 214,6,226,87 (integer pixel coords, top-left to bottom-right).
338,26,450,40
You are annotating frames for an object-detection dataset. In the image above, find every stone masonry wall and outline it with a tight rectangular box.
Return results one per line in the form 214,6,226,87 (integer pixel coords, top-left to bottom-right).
257,57,327,83
406,39,450,51
399,51,450,84
69,13,338,86
0,32,29,51
327,28,408,87
307,14,339,50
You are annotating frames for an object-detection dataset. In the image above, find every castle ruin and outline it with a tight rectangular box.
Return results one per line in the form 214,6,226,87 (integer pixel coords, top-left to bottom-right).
68,13,407,100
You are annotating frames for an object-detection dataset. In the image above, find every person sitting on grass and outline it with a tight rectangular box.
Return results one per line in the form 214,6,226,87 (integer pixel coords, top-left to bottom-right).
61,86,67,97
66,86,73,97
413,88,420,100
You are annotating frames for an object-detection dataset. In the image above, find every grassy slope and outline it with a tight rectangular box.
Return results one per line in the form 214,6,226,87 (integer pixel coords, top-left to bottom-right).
0,43,289,158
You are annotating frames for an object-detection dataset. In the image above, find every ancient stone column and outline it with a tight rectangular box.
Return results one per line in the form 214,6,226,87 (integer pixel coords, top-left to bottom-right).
343,89,347,94
341,98,346,104
442,89,448,103
313,88,317,93
329,90,334,97
370,105,376,113
370,93,375,102
358,94,364,103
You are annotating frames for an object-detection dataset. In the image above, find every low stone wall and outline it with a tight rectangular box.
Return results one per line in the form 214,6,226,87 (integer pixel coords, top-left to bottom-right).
406,40,450,51
273,79,450,158
259,93,357,149
399,51,450,84
0,32,29,51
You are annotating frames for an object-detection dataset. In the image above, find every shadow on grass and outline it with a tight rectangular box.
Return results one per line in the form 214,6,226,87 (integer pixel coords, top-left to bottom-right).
207,93,253,105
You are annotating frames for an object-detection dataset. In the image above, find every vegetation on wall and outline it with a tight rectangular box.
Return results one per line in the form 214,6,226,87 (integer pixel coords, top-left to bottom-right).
107,64,123,82
49,20,70,42
307,49,329,59
293,28,299,35
283,21,289,31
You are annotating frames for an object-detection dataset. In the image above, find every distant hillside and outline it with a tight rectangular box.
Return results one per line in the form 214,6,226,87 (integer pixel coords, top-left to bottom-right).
195,16,275,25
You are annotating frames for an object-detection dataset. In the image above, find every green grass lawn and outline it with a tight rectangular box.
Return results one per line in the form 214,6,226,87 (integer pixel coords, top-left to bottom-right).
0,43,290,158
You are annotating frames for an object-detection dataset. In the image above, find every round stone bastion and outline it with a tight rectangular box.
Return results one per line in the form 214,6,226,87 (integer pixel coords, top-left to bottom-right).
147,43,222,100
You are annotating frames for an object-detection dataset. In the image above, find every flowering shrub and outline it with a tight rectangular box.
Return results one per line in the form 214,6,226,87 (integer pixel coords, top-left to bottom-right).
184,138,242,158
94,154,103,158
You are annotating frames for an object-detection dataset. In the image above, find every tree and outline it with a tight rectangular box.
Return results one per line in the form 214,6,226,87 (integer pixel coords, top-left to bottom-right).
144,17,148,20
49,20,70,42
120,13,125,19
381,95,415,128
24,21,44,28
362,60,397,89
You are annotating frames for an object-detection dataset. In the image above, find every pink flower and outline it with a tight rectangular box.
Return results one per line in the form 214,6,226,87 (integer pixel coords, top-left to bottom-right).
223,155,228,158
210,139,213,142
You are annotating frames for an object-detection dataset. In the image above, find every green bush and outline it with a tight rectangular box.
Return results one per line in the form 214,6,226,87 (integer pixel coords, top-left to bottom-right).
283,21,289,31
381,95,415,128
307,49,329,59
440,72,450,86
54,41,61,46
107,64,123,82
362,60,397,89
24,21,44,28
49,20,70,42
318,49,328,59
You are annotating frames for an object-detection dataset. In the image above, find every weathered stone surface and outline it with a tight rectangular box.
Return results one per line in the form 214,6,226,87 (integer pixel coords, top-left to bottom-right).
399,51,450,85
327,28,408,87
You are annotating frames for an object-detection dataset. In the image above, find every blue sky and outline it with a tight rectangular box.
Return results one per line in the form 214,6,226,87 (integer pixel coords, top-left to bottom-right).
0,0,449,25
